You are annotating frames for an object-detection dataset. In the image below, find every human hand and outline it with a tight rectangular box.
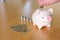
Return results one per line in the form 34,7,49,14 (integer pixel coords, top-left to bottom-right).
38,0,60,6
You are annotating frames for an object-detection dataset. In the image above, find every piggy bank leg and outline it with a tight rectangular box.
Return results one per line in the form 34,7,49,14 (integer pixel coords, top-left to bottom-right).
47,24,51,27
38,25,43,29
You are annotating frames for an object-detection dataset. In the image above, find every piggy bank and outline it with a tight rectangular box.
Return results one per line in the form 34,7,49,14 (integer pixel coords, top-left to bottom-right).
32,8,53,29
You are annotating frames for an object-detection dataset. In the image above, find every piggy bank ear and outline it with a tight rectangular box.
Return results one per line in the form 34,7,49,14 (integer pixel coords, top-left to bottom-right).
48,8,53,14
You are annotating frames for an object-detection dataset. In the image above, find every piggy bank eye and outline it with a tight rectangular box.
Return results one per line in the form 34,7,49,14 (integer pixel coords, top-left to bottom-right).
42,17,44,19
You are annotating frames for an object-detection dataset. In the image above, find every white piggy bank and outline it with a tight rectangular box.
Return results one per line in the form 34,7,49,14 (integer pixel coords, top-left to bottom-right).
32,8,53,29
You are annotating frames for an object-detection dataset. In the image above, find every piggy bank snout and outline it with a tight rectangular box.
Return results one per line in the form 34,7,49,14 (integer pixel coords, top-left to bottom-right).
47,16,52,22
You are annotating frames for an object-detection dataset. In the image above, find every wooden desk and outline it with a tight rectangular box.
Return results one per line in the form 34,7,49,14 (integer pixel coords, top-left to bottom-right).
0,0,60,40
